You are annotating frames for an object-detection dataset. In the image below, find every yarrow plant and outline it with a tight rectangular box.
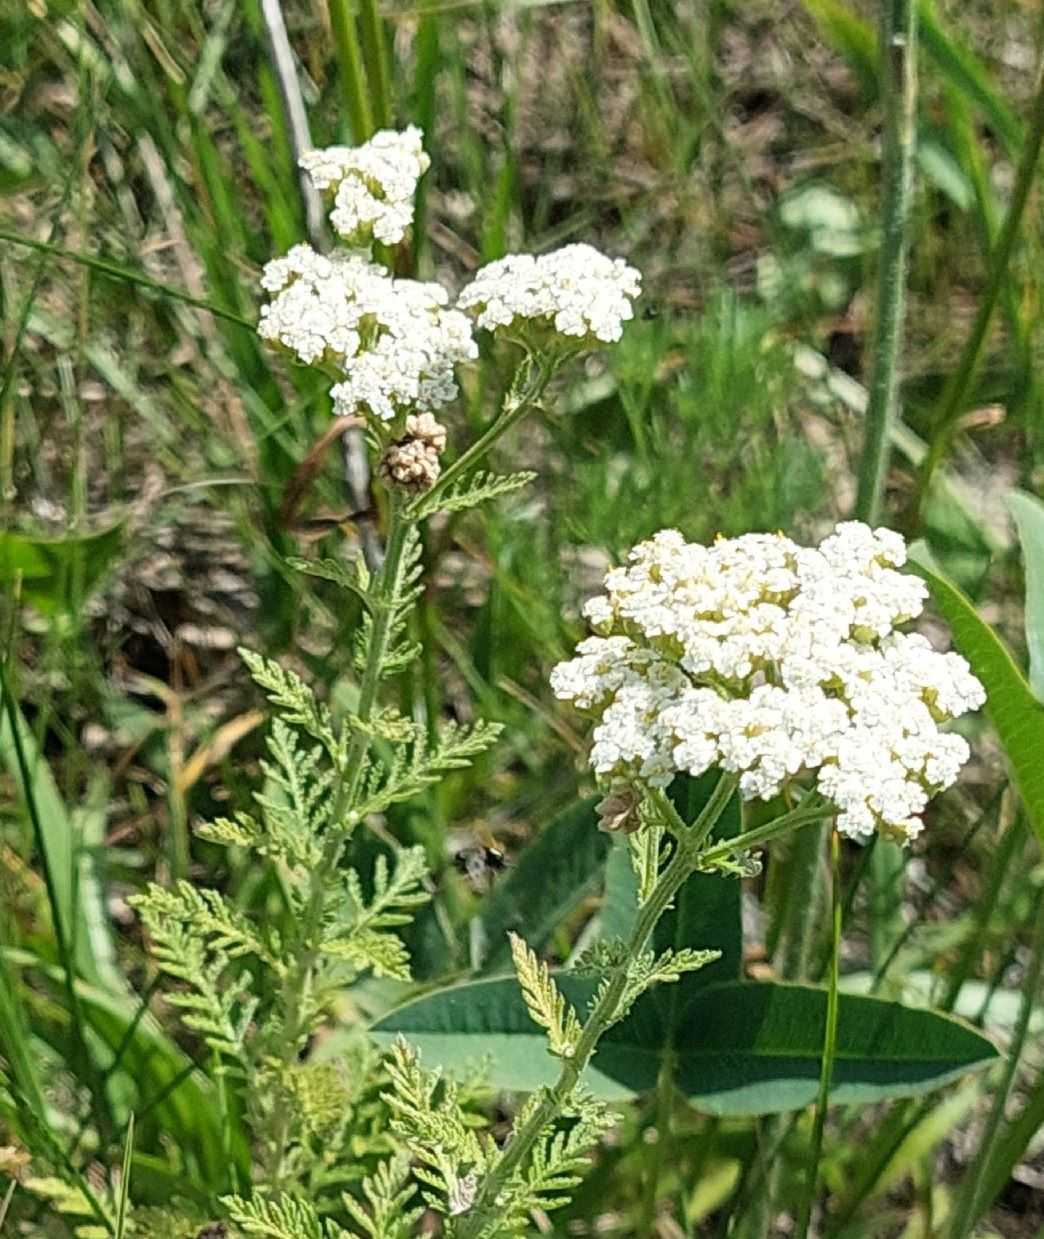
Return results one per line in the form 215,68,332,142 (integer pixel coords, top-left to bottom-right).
108,122,986,1239
551,521,985,842
118,125,657,1238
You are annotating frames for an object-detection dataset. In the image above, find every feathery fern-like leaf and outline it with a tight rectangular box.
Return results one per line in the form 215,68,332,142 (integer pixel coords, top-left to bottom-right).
411,471,536,520
342,1154,422,1239
508,934,582,1059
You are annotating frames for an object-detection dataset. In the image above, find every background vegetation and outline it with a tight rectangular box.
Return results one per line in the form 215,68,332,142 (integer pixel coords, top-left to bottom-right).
2,0,1044,1234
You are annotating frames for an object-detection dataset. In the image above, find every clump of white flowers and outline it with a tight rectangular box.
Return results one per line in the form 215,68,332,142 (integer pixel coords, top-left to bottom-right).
258,126,640,433
300,125,430,246
458,243,642,347
258,243,476,422
551,522,985,842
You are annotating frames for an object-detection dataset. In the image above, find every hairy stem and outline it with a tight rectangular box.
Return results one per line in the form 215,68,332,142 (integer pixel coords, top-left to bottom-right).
698,798,830,868
855,0,918,526
458,774,739,1238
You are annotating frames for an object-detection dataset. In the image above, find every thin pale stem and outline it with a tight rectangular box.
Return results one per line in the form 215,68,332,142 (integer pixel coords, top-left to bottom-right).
915,53,1044,522
458,774,740,1239
854,0,918,525
794,826,842,1239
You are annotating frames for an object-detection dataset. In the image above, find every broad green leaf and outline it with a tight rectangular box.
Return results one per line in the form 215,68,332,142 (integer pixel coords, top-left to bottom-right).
908,543,1044,845
600,836,640,942
473,797,610,973
372,977,998,1116
0,522,125,616
1006,489,1044,701
657,772,743,997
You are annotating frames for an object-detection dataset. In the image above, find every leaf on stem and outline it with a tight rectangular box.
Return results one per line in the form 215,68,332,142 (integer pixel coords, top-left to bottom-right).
411,469,537,520
509,933,583,1059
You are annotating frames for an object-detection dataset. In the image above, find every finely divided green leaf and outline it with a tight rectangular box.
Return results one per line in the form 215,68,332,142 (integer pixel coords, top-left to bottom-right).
908,542,1044,844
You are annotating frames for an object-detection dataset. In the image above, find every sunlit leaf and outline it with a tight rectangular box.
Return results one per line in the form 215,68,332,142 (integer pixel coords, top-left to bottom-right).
372,976,998,1115
908,542,1044,845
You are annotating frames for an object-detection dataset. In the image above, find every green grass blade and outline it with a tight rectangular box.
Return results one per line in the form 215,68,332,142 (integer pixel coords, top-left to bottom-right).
1007,490,1044,701
948,886,1044,1238
919,0,1023,154
114,1112,134,1239
328,0,374,141
0,228,254,326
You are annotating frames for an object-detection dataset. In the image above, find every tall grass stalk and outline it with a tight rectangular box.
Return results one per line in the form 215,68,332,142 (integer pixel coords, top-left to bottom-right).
947,883,1044,1239
854,0,918,526
794,826,842,1239
358,0,392,132
328,0,374,142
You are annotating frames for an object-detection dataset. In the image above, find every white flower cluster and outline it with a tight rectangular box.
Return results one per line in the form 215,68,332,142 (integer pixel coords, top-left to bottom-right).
259,127,642,433
551,522,985,842
300,125,430,246
258,244,476,421
457,243,642,345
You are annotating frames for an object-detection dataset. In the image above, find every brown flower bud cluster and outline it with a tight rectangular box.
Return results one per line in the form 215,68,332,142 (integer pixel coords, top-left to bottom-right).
595,784,642,834
378,413,448,494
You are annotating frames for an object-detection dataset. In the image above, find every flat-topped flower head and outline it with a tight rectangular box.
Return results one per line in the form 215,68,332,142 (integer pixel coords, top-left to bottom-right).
329,277,476,423
300,126,430,246
258,244,385,366
258,243,476,422
457,243,641,350
551,521,985,843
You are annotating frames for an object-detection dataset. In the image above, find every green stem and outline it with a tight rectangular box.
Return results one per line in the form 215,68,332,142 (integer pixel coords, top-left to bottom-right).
639,1052,675,1234
794,826,842,1239
328,0,374,142
270,508,412,1182
357,0,392,132
946,884,1044,1239
855,0,918,525
915,54,1044,521
458,773,740,1239
697,799,830,868
408,357,553,518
